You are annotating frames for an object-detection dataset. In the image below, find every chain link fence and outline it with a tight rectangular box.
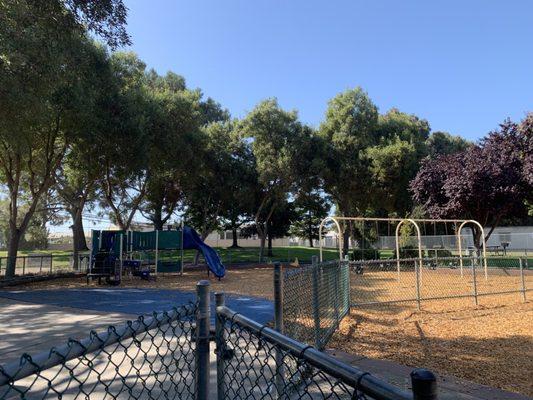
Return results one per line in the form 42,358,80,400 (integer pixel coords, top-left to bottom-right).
0,253,90,279
215,292,431,400
0,303,197,399
349,256,531,309
282,259,350,350
0,280,438,400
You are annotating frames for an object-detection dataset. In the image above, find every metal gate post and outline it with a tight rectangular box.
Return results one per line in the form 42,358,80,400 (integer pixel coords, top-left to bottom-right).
196,280,210,400
344,255,350,315
215,292,225,400
415,260,421,310
471,256,478,306
311,256,321,348
411,369,438,400
519,258,527,302
274,263,283,333
273,262,284,397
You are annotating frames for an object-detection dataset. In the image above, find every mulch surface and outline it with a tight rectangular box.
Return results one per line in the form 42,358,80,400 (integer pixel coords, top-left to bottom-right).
330,299,533,397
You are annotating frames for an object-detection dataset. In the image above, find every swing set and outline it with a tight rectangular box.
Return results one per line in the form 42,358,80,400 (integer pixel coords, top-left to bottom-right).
319,217,488,279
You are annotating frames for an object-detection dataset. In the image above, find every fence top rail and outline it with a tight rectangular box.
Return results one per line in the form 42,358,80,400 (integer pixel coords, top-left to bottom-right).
283,259,343,277
0,302,196,386
349,255,528,265
0,253,90,260
217,305,412,400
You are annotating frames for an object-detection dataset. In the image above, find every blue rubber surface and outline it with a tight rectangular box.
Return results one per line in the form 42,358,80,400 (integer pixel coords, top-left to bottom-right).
0,288,273,325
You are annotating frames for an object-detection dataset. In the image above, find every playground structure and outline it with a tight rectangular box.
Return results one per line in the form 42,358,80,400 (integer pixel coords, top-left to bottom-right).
319,216,489,278
88,225,225,284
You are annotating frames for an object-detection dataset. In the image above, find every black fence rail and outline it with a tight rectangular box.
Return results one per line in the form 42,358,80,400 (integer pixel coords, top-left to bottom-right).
0,253,90,278
215,292,435,400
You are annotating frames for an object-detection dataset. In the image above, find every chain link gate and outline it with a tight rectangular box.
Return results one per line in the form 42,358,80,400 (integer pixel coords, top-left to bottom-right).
281,258,350,350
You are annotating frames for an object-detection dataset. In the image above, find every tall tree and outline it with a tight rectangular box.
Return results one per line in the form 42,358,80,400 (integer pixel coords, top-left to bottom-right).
368,108,431,215
319,87,379,254
410,117,531,248
0,0,128,277
238,99,306,260
140,72,204,230
289,191,331,247
426,131,471,158
218,122,259,248
97,52,151,230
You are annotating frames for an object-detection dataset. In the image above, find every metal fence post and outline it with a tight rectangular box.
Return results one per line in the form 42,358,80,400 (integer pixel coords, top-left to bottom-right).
196,280,210,400
273,262,284,397
274,262,283,334
344,255,350,314
415,260,421,310
411,368,438,400
311,256,321,348
471,256,478,306
333,262,340,325
215,292,225,400
519,258,527,302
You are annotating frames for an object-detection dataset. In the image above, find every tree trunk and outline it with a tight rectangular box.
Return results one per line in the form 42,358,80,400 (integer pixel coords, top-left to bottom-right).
342,229,350,258
152,207,164,230
70,209,88,271
230,227,239,248
308,224,314,247
267,232,273,257
5,230,22,279
259,235,266,262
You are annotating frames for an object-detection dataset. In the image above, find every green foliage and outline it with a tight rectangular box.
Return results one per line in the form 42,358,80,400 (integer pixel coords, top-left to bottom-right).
289,191,331,247
367,137,418,214
238,99,307,257
426,131,472,158
319,87,379,217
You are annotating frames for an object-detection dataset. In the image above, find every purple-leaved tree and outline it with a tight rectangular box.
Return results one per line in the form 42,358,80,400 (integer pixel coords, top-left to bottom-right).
410,114,532,249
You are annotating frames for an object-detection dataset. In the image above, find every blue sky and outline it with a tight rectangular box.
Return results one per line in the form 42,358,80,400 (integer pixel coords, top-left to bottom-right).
123,0,532,141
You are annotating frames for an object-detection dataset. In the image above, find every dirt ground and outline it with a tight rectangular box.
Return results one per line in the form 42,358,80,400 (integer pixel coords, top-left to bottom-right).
330,299,533,397
9,267,277,300
6,266,533,397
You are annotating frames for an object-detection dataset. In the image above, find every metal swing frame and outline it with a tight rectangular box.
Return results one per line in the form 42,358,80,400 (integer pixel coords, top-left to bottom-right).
319,217,488,279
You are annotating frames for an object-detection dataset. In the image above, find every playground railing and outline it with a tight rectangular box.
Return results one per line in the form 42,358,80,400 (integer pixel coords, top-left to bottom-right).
0,253,90,279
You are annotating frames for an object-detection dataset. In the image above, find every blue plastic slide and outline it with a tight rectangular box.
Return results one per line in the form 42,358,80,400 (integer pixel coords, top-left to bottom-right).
182,226,226,278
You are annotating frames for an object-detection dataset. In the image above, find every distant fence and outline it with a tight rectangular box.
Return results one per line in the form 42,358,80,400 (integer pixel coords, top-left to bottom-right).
0,281,437,400
350,256,531,309
0,253,89,279
279,256,531,351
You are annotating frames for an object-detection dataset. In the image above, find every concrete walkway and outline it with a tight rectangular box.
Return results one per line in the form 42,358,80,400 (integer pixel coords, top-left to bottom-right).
327,349,532,400
0,297,136,365
0,288,273,325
